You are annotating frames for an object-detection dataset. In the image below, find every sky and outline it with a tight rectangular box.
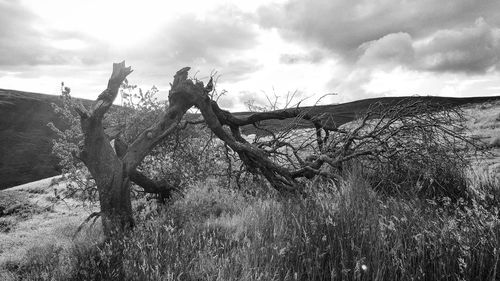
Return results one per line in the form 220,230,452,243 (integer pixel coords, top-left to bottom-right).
1,0,500,111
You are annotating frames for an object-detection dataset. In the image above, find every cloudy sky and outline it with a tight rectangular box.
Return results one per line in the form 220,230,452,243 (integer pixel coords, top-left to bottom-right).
1,0,500,110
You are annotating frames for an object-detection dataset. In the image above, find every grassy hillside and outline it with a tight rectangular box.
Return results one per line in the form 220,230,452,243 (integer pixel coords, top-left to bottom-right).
2,88,500,189
0,90,110,189
238,95,500,135
0,99,499,280
0,90,68,188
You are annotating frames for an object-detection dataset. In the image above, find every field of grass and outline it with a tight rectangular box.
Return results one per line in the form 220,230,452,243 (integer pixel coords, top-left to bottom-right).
0,177,99,277
0,100,499,280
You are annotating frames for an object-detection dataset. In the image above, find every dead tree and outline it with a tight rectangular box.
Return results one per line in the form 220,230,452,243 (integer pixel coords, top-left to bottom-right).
242,98,480,198
73,63,200,236
74,62,478,236
73,62,304,235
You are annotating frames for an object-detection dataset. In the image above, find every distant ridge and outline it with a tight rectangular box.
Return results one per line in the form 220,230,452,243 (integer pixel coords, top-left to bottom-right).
238,95,500,135
0,89,93,189
1,88,499,189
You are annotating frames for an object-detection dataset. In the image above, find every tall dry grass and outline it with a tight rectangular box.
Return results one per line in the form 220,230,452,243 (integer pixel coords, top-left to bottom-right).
3,166,499,281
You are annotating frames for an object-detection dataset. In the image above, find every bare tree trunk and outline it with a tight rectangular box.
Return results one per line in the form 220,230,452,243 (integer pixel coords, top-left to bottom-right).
81,124,134,237
74,64,203,236
75,62,134,237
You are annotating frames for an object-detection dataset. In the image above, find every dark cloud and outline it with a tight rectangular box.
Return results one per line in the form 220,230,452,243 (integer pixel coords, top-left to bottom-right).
258,0,500,74
359,19,500,73
416,18,500,74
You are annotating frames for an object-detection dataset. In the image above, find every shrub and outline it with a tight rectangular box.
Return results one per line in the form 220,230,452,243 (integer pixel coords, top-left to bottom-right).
334,101,479,200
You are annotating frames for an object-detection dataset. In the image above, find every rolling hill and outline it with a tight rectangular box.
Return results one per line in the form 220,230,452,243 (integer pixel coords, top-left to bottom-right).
1,88,499,189
0,90,70,188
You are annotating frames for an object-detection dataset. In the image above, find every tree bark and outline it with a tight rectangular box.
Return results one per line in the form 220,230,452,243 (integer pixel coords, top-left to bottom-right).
75,62,134,237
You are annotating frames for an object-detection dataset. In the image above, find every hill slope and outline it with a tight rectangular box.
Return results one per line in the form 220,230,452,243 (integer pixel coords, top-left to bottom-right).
1,88,499,189
0,90,69,188
238,95,500,135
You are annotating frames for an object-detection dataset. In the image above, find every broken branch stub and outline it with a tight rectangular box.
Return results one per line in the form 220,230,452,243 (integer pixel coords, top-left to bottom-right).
92,61,133,119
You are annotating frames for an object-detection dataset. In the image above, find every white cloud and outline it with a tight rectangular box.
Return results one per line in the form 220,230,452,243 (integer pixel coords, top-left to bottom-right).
359,33,414,67
0,0,499,110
